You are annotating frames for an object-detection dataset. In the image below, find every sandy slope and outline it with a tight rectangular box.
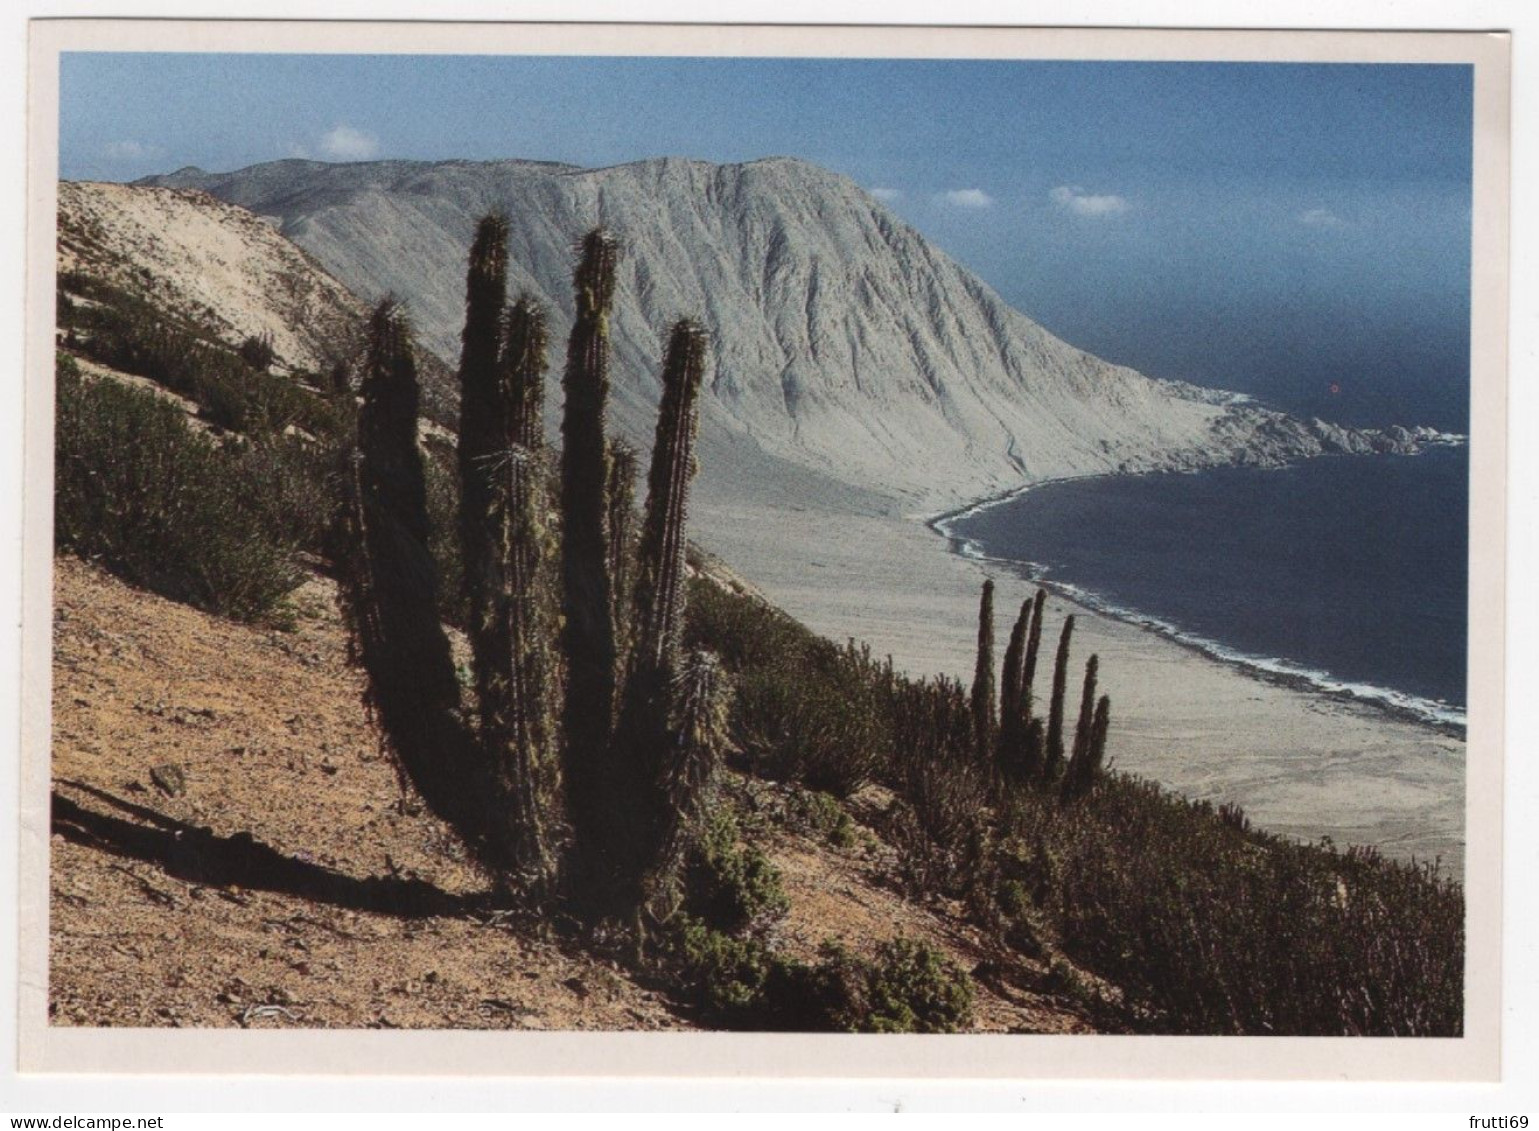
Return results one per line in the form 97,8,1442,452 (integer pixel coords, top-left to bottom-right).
692,491,1466,876
58,182,368,375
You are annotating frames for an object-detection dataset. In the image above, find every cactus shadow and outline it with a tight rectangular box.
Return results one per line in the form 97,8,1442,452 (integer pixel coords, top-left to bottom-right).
52,780,472,920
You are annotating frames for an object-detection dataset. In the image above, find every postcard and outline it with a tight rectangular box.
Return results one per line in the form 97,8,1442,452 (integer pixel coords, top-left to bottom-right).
21,18,1510,1080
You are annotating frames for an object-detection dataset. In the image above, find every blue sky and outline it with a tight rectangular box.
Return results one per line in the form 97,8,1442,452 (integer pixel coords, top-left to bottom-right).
59,54,1473,429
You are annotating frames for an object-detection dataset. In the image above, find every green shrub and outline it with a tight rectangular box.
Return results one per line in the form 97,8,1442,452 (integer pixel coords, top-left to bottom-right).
686,583,891,797
686,811,790,933
54,356,302,623
234,432,345,559
238,332,276,370
785,788,858,849
669,918,832,1029
995,877,1028,918
668,920,974,1033
731,641,889,798
887,753,991,901
684,576,815,672
1004,772,1464,1035
844,937,974,1034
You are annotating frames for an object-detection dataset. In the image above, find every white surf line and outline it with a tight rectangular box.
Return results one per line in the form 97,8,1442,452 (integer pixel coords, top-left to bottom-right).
921,474,1468,737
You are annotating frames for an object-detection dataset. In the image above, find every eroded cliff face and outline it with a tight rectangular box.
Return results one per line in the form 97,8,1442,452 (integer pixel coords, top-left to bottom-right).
140,156,1456,508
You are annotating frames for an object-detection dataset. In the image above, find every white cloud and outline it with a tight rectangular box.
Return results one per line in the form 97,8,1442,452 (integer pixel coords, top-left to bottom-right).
1299,207,1346,229
938,188,993,209
868,186,903,202
1050,185,1129,217
319,124,380,161
101,139,165,162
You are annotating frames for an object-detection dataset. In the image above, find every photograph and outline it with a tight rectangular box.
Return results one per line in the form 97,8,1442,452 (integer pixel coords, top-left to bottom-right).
19,18,1510,1083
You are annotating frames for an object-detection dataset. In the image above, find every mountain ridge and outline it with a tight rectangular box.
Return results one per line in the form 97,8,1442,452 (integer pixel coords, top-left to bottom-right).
137,155,1455,508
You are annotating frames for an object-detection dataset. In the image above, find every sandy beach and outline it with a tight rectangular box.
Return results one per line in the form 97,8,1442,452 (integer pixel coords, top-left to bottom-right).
693,484,1466,877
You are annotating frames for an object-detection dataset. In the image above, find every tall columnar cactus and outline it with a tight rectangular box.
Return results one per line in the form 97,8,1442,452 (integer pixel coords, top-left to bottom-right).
1073,654,1100,764
619,319,710,918
478,292,557,887
999,599,1028,726
340,300,498,861
970,579,997,759
1090,695,1111,773
996,597,1031,779
346,222,726,924
1063,692,1112,803
559,229,623,907
1024,718,1046,779
447,214,562,888
457,214,511,619
1060,654,1100,802
1020,587,1047,722
631,320,708,678
1043,614,1075,779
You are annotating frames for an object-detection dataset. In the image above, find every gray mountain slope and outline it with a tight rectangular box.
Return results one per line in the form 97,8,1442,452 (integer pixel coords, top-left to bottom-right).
143,156,1449,510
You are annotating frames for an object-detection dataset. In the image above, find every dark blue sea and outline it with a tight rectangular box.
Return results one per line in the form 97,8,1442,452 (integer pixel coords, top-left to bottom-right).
940,445,1469,729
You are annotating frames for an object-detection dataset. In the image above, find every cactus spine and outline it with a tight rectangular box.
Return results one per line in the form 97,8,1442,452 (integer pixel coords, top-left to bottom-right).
341,300,498,861
1043,614,1075,779
970,579,997,759
606,440,638,655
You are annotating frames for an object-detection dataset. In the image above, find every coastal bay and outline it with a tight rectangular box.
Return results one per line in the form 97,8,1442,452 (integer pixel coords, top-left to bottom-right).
694,482,1466,876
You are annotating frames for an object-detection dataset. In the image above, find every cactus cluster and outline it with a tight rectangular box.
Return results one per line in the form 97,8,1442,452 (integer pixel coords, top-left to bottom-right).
971,581,1111,800
341,218,728,925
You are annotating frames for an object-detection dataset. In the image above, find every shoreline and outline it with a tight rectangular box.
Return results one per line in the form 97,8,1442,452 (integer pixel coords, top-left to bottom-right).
922,456,1467,738
695,470,1467,876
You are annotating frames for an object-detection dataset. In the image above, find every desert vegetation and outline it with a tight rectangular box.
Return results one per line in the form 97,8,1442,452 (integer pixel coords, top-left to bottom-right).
50,214,1464,1036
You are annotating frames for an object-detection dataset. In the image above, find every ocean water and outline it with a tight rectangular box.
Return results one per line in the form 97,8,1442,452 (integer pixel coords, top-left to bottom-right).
940,445,1469,729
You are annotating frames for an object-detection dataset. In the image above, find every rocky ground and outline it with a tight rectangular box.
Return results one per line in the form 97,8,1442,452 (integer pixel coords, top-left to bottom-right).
48,556,1091,1033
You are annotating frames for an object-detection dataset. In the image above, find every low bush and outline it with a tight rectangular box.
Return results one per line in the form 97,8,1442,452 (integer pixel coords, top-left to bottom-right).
668,919,819,1028
685,811,790,934
1003,772,1463,1035
58,276,342,439
689,582,889,797
667,918,974,1033
784,787,858,849
730,640,890,797
820,937,975,1034
684,577,813,672
55,356,303,623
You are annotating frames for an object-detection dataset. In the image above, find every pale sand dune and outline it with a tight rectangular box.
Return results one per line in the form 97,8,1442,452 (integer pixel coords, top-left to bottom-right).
694,491,1465,877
